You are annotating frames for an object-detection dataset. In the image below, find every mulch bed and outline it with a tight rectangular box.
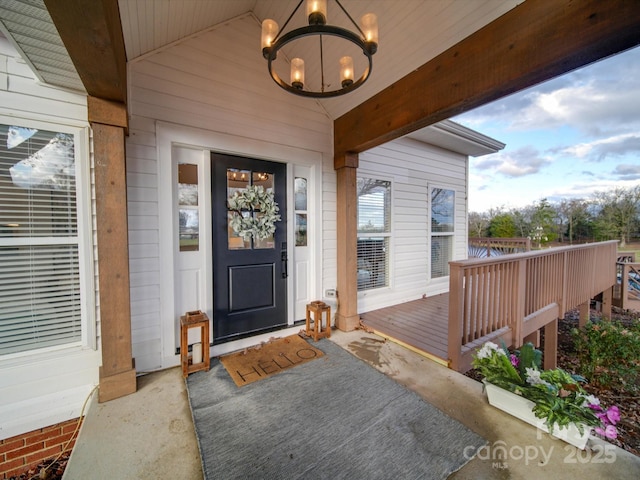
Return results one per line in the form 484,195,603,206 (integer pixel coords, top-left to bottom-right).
8,452,70,480
465,306,640,457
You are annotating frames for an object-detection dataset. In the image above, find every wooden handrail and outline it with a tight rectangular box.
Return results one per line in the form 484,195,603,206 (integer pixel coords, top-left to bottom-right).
448,241,618,371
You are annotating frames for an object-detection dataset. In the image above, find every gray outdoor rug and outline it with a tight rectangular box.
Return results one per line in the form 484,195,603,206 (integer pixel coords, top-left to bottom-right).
186,338,485,480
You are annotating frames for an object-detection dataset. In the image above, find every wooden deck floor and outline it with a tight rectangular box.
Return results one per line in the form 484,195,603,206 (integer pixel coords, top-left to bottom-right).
359,293,450,365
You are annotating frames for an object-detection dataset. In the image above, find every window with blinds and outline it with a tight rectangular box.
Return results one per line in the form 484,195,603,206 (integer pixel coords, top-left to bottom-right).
0,125,82,355
357,177,391,291
430,187,455,279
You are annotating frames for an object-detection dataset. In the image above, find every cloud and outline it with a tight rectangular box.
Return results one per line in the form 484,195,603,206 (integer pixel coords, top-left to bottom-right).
614,163,640,181
560,133,640,161
454,46,640,137
542,178,640,204
473,146,551,178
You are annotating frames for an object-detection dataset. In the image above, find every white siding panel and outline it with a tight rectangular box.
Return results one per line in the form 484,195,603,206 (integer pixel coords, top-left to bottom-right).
127,187,157,202
129,229,159,245
126,114,162,372
129,243,159,259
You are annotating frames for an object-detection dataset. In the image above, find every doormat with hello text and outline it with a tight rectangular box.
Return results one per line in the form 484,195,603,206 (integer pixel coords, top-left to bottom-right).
219,334,324,387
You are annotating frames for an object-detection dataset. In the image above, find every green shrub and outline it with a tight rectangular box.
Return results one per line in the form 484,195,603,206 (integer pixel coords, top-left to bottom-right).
572,318,640,392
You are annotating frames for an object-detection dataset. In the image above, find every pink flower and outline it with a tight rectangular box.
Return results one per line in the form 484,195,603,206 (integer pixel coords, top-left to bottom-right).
510,354,519,367
606,406,621,424
597,425,618,439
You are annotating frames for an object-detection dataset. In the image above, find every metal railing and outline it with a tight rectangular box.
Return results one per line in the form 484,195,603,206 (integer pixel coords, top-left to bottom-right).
448,240,618,372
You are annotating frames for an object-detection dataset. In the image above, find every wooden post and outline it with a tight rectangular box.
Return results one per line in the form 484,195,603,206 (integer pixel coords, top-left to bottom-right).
90,98,136,402
543,319,558,370
513,259,527,347
601,286,613,320
523,331,540,348
447,263,463,371
334,153,360,331
578,300,590,328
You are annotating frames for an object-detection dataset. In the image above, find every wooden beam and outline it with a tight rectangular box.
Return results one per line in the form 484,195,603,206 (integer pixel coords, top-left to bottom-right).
88,96,128,130
44,0,127,104
335,0,640,157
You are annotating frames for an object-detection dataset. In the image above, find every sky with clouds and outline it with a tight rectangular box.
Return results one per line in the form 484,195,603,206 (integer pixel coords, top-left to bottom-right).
452,45,640,214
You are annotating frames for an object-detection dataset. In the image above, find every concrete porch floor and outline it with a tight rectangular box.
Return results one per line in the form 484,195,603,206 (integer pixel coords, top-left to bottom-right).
63,330,640,479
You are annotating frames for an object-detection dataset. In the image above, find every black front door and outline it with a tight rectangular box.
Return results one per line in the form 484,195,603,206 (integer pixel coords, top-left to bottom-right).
211,153,287,342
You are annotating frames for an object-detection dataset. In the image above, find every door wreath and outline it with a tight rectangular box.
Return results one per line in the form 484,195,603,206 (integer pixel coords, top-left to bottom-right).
227,185,281,241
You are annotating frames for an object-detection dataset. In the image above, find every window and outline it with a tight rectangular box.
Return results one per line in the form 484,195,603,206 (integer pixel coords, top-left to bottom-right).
294,177,308,247
0,123,90,356
430,187,455,278
226,169,276,250
178,164,199,252
357,177,391,290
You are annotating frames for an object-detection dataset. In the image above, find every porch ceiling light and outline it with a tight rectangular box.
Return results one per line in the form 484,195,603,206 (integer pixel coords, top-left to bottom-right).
261,0,378,98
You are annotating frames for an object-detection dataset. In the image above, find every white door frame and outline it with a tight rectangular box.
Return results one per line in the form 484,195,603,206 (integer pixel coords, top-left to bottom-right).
157,122,322,367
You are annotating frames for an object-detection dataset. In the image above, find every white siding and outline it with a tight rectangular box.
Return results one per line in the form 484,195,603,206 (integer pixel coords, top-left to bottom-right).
126,115,162,370
127,14,334,370
0,37,99,440
358,137,468,313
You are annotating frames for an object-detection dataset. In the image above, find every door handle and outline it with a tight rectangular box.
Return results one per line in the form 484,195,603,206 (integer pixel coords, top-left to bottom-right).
281,243,288,278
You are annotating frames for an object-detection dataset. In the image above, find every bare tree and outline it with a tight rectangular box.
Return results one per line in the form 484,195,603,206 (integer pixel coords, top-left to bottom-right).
468,211,489,237
591,186,640,247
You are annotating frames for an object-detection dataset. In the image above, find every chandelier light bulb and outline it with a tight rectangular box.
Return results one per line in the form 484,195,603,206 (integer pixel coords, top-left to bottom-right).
361,13,379,53
306,0,327,25
261,19,279,55
291,58,305,90
340,56,354,88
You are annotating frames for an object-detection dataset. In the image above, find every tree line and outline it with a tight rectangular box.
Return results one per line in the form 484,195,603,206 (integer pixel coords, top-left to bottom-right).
469,185,640,248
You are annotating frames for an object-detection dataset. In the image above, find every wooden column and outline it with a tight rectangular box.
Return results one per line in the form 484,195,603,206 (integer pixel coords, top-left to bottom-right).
90,97,136,402
335,153,360,331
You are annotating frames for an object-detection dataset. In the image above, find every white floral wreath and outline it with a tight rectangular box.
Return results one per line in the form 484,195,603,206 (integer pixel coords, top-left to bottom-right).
227,185,281,241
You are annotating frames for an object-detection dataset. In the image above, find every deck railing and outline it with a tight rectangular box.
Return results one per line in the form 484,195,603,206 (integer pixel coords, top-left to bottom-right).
448,240,618,372
468,237,531,258
613,253,640,311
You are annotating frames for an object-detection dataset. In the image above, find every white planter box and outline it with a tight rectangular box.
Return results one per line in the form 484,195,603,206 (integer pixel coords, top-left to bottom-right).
483,381,592,449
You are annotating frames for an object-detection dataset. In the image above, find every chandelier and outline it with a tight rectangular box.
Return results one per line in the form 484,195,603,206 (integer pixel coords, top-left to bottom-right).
261,0,379,98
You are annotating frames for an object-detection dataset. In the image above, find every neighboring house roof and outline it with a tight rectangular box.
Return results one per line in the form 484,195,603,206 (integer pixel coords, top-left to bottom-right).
407,120,505,157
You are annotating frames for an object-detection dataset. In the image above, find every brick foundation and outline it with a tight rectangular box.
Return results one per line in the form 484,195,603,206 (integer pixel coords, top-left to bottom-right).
0,418,82,479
